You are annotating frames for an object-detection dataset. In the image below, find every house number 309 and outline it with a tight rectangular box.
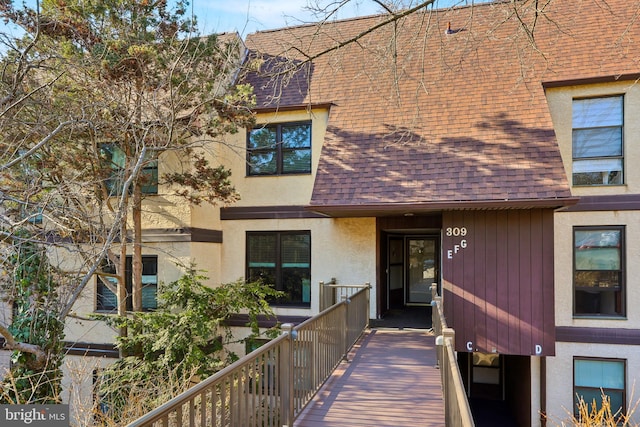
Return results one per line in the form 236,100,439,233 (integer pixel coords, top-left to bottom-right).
445,227,467,237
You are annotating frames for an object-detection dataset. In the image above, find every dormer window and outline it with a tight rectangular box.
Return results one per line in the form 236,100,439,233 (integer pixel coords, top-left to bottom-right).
247,122,311,176
572,96,623,186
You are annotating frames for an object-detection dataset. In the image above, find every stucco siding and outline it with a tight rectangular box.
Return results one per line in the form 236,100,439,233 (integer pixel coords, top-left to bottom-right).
546,81,640,196
545,343,640,425
554,210,640,328
221,217,377,318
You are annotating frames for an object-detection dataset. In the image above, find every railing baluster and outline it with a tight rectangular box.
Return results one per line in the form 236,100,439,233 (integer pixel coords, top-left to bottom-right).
127,284,371,427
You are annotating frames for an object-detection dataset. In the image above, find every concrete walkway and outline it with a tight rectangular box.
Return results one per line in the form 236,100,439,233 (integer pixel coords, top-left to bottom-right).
294,329,446,427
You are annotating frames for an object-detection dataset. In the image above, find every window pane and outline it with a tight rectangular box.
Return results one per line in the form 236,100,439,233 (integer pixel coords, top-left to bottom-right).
281,124,311,148
97,282,117,311
574,270,620,288
248,234,277,265
573,169,622,186
281,234,311,266
281,268,311,303
575,230,621,270
575,248,620,270
573,97,623,128
141,161,158,194
575,388,624,415
573,158,622,174
248,151,277,174
248,267,275,284
575,288,622,315
249,127,277,149
282,149,311,173
142,284,157,310
575,359,624,388
573,128,622,158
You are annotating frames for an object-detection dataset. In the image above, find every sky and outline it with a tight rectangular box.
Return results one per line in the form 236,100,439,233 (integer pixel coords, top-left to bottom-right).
193,0,481,36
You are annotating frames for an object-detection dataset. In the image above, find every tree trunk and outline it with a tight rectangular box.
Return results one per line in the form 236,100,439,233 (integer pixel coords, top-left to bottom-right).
118,209,128,357
132,181,143,313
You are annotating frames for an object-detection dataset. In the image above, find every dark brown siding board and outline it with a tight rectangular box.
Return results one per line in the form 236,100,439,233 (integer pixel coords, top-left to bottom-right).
496,211,510,354
556,326,640,345
542,210,556,355
519,210,533,356
225,313,310,328
485,211,499,353
221,205,326,220
507,211,520,354
474,212,487,352
530,209,545,355
64,342,119,358
560,194,640,212
463,212,476,352
377,214,442,231
190,228,223,243
443,209,555,356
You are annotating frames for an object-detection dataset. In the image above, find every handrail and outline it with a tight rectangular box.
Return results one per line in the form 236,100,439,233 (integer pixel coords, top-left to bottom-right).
127,283,370,427
431,283,475,427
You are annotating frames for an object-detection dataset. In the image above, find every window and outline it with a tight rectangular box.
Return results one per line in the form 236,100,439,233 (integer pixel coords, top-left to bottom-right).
247,122,311,175
100,144,158,195
572,96,623,185
247,231,311,306
96,255,158,311
574,358,625,416
573,227,624,316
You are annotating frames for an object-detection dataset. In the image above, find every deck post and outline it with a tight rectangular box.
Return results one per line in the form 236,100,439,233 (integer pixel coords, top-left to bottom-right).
280,323,295,427
319,281,325,311
341,295,349,360
442,327,456,425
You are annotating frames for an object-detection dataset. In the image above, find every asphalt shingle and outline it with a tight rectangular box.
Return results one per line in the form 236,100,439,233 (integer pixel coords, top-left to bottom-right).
243,0,640,214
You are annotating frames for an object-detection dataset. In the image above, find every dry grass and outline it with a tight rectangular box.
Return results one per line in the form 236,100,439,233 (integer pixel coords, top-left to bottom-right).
553,391,639,427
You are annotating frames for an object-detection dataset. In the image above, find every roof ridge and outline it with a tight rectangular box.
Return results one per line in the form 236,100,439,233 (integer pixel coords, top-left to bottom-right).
248,0,503,36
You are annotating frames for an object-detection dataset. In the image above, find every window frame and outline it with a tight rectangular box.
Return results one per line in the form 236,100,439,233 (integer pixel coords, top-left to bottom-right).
100,143,159,195
571,95,624,186
96,255,158,312
573,226,625,317
246,230,311,307
246,121,312,176
573,357,626,417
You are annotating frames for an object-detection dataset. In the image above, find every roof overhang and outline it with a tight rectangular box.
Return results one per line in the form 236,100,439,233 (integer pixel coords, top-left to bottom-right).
305,197,580,218
542,73,640,89
252,102,334,114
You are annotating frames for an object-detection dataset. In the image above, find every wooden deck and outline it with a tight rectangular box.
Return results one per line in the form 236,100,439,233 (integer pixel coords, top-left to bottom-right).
294,329,446,427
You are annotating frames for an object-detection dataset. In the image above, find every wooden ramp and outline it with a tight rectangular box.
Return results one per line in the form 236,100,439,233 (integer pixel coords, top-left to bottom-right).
294,329,446,427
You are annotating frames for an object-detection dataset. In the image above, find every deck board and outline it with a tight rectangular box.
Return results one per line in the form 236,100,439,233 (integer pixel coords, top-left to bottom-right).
294,329,446,427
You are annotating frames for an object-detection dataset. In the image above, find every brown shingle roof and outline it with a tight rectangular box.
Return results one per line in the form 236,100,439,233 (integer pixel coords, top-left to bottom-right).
243,0,639,215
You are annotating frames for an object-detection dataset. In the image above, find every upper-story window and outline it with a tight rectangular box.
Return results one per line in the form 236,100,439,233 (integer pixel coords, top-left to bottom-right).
100,144,158,195
573,227,624,317
572,96,623,186
247,122,311,176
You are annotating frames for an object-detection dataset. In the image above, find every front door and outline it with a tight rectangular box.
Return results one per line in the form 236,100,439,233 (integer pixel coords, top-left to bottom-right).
386,235,439,309
407,237,438,305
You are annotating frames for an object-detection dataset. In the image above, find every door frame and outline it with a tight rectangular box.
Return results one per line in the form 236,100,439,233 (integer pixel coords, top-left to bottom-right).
385,233,440,310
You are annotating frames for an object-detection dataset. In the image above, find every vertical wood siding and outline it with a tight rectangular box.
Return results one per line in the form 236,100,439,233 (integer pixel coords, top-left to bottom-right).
442,209,555,356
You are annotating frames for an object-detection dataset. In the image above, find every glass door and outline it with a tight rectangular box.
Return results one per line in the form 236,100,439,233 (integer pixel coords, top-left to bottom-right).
406,237,438,304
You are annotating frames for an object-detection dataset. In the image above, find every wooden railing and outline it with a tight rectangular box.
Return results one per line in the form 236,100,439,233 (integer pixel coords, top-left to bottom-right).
431,283,475,427
127,283,370,427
